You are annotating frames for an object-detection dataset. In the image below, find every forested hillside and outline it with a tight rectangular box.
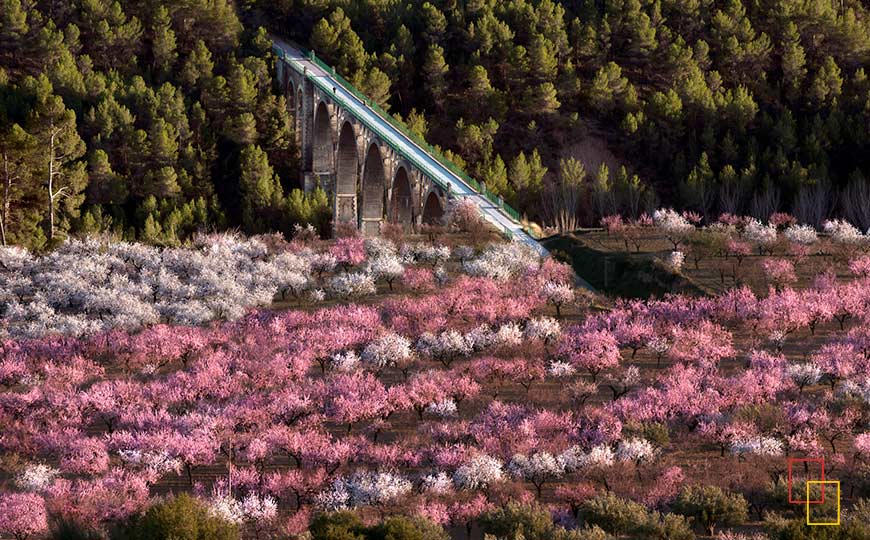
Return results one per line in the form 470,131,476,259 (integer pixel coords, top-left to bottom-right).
3,0,870,250
260,0,870,230
0,0,332,250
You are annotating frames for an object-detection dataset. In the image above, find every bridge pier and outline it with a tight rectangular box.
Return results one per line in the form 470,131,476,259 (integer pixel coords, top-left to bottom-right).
299,79,315,174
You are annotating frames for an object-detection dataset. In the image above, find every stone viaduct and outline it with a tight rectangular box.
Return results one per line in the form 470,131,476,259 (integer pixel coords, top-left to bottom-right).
276,56,448,236
271,36,543,254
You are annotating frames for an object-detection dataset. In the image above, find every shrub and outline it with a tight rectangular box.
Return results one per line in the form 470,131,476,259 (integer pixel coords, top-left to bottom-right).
479,502,615,540
479,502,557,540
51,519,102,540
366,516,449,540
641,422,671,448
309,511,366,540
672,485,748,536
578,492,650,535
553,525,612,540
743,478,790,520
763,504,870,540
309,513,448,540
111,493,238,540
639,512,695,540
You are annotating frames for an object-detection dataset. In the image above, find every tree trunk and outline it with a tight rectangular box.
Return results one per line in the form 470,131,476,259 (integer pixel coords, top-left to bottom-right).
1,151,10,246
47,125,57,241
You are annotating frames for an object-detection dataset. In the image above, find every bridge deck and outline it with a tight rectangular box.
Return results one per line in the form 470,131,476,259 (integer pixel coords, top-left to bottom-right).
271,36,547,256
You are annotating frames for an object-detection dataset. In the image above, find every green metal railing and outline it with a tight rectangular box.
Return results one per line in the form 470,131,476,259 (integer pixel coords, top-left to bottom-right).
274,43,524,225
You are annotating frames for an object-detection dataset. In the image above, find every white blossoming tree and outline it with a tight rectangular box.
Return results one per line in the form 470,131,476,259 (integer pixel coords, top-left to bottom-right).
317,471,413,510
361,333,414,376
508,452,565,496
453,455,505,490
784,224,818,246
653,209,695,249
786,363,822,393
542,281,574,317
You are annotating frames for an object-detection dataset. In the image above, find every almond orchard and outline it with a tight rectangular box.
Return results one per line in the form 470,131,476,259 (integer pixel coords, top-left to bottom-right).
2,205,870,540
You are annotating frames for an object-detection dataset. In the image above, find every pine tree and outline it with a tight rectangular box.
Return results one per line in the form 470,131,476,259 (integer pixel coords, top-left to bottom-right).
26,75,87,241
310,17,339,61
509,152,531,194
0,123,36,246
287,187,330,230
593,162,615,217
780,22,805,100
226,62,258,115
483,154,514,201
310,8,367,76
724,86,758,133
529,35,558,83
141,212,162,243
356,66,391,109
528,149,548,187
510,150,546,215
561,157,587,186
151,6,177,80
180,40,214,88
225,113,258,146
589,62,629,114
810,56,843,106
86,148,127,205
467,65,493,101
682,151,715,217
525,82,561,114
389,24,416,108
420,2,447,45
47,41,86,104
0,0,29,63
144,166,180,199
239,144,283,233
405,109,428,139
423,44,449,109
256,95,296,181
149,118,179,168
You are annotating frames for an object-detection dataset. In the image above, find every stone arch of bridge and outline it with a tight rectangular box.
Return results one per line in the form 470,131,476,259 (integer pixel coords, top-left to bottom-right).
422,191,445,224
390,166,413,226
361,142,386,235
312,101,333,173
334,121,358,224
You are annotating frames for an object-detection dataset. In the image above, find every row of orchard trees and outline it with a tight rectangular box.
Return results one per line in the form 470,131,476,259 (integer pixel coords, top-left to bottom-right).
602,208,870,252
597,210,870,283
1,237,870,537
5,204,869,341
0,205,539,339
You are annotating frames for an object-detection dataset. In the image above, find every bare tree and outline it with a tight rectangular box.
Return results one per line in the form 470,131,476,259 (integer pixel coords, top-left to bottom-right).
792,180,832,228
542,158,587,233
749,187,781,221
718,179,743,215
841,174,870,231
